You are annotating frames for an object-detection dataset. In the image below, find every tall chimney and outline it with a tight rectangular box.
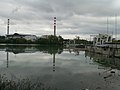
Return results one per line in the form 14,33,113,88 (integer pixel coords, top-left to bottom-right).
7,19,10,35
54,17,56,36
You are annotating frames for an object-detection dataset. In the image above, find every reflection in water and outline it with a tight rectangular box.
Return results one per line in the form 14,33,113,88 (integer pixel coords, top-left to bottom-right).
1,46,120,90
3,45,63,54
1,45,63,72
68,48,80,56
85,51,120,70
85,51,120,89
7,52,9,68
5,46,37,54
85,52,120,73
53,53,55,72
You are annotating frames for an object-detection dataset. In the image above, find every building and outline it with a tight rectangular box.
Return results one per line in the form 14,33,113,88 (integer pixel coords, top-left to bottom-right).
93,34,112,46
6,33,37,41
40,35,49,39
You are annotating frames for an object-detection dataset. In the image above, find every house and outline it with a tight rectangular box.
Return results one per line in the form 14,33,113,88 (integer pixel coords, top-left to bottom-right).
6,33,37,41
93,34,112,46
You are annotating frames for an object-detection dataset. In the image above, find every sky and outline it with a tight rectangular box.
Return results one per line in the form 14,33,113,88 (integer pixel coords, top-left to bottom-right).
0,0,120,40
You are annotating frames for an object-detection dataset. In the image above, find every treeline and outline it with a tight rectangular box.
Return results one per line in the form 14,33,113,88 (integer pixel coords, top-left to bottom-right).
0,35,92,45
74,38,92,45
64,38,93,45
0,35,63,45
0,36,5,43
36,35,63,45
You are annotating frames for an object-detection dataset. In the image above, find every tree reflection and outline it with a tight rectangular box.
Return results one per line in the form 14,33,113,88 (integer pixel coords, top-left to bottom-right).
1,45,63,71
3,45,63,54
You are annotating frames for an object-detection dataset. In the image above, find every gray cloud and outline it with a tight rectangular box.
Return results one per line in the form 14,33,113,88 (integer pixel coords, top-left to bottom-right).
0,0,120,39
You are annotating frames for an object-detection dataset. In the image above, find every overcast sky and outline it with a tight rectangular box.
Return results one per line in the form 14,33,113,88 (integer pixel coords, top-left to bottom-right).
0,0,120,39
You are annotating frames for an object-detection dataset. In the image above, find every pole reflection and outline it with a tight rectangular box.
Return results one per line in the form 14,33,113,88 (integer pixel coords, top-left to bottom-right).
6,52,9,68
53,53,55,72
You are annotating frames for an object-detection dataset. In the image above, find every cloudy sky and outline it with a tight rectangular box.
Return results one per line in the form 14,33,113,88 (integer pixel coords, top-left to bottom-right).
0,0,120,40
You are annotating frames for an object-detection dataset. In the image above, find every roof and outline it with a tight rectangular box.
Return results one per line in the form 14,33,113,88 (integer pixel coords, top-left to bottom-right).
6,33,36,37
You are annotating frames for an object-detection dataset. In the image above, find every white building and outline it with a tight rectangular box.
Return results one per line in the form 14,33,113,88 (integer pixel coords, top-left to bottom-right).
93,34,113,46
6,33,37,41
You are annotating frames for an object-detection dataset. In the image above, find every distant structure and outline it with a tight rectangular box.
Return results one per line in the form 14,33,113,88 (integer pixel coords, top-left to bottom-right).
7,19,10,35
40,35,49,39
54,17,56,36
93,34,113,46
6,33,37,41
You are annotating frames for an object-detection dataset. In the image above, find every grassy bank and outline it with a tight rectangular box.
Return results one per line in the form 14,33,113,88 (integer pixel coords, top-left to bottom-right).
0,74,57,90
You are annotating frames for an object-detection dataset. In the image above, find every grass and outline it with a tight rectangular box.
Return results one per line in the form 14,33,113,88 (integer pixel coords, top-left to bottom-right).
0,74,57,90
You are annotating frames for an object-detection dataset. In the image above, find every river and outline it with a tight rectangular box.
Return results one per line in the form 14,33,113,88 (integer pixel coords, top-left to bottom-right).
0,45,120,90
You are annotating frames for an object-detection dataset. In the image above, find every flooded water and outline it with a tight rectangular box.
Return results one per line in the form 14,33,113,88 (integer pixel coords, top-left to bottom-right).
0,45,120,90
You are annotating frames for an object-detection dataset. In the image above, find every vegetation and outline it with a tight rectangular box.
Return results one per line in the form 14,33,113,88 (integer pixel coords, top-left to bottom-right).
0,74,57,90
74,36,92,45
74,39,92,45
112,39,120,43
0,35,92,45
36,35,63,45
0,36,5,43
0,35,63,45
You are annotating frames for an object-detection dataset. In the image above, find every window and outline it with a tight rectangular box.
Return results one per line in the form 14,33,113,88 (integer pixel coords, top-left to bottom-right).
108,37,111,42
98,38,100,42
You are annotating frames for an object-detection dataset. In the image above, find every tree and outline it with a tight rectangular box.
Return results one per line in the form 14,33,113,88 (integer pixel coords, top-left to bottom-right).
35,35,63,45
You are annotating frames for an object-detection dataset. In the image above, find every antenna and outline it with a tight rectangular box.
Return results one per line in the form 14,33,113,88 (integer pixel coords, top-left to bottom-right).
107,17,109,34
115,14,117,40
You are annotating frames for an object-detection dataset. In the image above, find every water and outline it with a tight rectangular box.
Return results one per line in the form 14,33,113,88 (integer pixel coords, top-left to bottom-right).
0,45,120,90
